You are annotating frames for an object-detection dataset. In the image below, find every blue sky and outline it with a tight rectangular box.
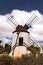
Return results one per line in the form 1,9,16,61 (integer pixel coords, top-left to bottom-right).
0,0,43,15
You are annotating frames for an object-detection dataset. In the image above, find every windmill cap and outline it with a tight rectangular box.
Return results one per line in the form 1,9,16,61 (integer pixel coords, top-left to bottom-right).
13,25,30,33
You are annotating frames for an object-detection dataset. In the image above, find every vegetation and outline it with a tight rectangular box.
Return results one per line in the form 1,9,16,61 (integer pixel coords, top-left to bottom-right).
0,54,43,65
0,43,42,65
0,44,11,54
5,44,11,53
0,55,13,65
0,45,4,54
27,45,40,56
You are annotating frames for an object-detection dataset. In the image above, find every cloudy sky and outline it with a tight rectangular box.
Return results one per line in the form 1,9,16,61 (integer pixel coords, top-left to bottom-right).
0,0,43,43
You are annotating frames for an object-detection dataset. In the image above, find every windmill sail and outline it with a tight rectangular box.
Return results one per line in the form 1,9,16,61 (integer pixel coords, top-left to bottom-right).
7,16,19,28
24,13,40,29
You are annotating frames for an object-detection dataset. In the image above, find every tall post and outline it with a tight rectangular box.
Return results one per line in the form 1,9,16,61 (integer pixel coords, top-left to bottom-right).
12,32,20,56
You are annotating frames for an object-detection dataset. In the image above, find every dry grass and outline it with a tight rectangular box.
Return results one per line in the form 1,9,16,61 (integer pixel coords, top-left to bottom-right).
0,54,43,65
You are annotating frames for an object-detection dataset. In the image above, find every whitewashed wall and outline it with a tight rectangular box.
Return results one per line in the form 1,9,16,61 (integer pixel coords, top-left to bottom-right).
12,32,31,47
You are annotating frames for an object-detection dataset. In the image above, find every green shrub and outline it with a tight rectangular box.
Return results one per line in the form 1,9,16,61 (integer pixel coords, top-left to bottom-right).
5,44,11,53
27,45,40,56
0,45,4,54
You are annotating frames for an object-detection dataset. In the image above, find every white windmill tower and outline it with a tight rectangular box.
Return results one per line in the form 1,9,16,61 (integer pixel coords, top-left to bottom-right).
6,13,39,57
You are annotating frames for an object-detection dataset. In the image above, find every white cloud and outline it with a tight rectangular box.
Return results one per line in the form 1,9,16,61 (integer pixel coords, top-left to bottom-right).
11,9,31,25
31,24,43,34
11,10,42,25
0,9,43,42
0,15,14,34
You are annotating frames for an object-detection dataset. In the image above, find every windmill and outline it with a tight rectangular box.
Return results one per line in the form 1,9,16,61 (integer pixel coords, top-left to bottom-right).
7,13,39,56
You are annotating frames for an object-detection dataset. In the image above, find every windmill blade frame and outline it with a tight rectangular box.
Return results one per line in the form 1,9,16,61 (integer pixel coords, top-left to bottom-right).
24,13,40,30
7,16,20,28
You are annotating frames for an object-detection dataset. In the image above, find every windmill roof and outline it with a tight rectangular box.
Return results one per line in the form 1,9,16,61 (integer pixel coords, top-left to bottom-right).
13,25,29,33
